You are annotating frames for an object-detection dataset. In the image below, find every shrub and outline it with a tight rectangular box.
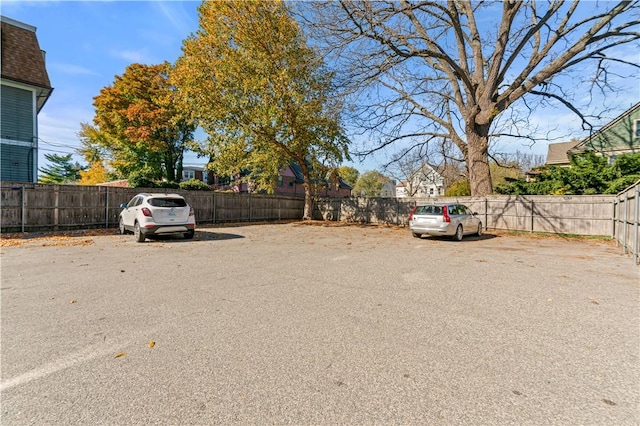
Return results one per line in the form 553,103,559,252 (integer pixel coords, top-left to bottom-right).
128,174,157,188
179,179,212,191
445,180,470,196
156,180,180,189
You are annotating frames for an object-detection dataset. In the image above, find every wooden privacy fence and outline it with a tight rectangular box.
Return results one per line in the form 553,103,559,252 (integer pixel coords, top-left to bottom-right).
2,181,639,264
0,183,304,232
613,180,640,264
316,194,615,235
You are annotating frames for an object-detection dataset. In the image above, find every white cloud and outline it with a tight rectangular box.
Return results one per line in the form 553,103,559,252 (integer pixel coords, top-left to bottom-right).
110,48,150,64
49,62,99,76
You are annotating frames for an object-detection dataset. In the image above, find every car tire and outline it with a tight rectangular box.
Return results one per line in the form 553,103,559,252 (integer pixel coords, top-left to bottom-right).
184,230,194,240
119,217,127,235
453,225,464,241
477,223,483,236
134,222,145,243
411,232,422,238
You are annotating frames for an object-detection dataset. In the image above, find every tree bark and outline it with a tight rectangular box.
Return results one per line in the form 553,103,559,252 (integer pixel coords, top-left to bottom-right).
303,183,314,220
466,126,493,196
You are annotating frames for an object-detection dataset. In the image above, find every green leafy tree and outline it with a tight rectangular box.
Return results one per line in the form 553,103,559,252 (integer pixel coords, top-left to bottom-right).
445,180,470,196
80,63,196,184
337,166,359,187
172,0,349,219
39,153,84,184
352,170,392,197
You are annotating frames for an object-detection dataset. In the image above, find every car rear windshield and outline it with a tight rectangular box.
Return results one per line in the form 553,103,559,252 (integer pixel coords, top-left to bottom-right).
415,205,443,215
148,198,187,208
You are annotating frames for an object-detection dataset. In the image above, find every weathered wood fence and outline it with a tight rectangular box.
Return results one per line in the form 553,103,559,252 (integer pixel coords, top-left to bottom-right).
613,180,640,264
0,183,304,232
2,181,639,264
316,194,615,235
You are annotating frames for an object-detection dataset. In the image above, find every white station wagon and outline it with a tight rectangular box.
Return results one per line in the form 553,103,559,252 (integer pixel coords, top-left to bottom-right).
119,193,195,242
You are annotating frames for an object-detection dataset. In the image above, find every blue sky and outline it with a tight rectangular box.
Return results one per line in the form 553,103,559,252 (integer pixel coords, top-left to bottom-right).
2,1,206,171
2,1,638,176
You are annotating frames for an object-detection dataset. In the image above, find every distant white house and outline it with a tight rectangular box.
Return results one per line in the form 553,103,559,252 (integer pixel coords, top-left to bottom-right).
182,165,208,183
395,163,444,198
380,180,396,198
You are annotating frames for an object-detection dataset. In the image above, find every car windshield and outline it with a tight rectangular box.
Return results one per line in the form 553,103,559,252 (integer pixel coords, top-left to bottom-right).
415,205,443,215
148,198,187,208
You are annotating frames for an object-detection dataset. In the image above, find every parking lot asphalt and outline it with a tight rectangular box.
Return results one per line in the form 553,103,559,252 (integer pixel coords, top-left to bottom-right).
1,222,639,425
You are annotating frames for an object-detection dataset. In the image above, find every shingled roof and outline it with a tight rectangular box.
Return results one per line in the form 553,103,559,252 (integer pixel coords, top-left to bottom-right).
545,141,580,166
1,16,53,111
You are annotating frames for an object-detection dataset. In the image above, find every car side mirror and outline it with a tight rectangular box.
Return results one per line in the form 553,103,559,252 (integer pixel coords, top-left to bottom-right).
120,203,127,209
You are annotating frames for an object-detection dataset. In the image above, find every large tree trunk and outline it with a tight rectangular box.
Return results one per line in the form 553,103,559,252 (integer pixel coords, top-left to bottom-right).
466,126,493,196
298,160,315,220
303,183,314,220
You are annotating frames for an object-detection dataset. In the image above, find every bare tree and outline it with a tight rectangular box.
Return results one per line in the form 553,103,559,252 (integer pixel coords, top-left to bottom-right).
299,1,639,195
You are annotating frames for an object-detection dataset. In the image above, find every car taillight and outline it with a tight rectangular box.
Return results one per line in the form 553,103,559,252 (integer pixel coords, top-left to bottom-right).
442,205,451,223
141,207,153,217
408,205,418,221
189,207,194,216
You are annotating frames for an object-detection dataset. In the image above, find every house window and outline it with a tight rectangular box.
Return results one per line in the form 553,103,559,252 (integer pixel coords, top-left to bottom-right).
183,170,195,180
202,171,208,182
634,119,640,138
277,176,284,187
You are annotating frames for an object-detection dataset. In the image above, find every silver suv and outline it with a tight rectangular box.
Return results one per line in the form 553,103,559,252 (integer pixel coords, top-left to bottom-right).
409,203,482,241
119,193,195,242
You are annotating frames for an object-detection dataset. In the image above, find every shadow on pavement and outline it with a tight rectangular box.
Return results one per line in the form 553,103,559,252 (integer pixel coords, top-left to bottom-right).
147,231,244,243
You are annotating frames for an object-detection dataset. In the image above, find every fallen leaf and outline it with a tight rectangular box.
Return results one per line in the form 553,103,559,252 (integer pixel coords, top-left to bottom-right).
114,352,127,358
148,341,155,348
70,300,77,304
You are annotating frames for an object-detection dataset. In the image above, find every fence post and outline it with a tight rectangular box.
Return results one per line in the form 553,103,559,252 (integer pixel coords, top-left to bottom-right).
54,185,60,230
21,186,25,233
634,184,639,264
612,198,618,246
615,197,621,247
484,198,488,231
212,192,216,224
623,193,628,254
105,187,109,228
530,199,534,233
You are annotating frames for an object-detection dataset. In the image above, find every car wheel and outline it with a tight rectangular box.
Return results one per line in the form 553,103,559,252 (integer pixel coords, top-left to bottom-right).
453,225,464,241
119,217,126,235
477,222,483,236
134,222,145,243
184,230,195,240
411,232,422,238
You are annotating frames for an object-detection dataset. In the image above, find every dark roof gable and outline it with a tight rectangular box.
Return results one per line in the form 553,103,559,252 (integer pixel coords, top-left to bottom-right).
1,16,53,110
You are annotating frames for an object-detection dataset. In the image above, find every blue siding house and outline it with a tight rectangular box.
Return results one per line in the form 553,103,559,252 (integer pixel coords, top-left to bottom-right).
1,16,53,182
